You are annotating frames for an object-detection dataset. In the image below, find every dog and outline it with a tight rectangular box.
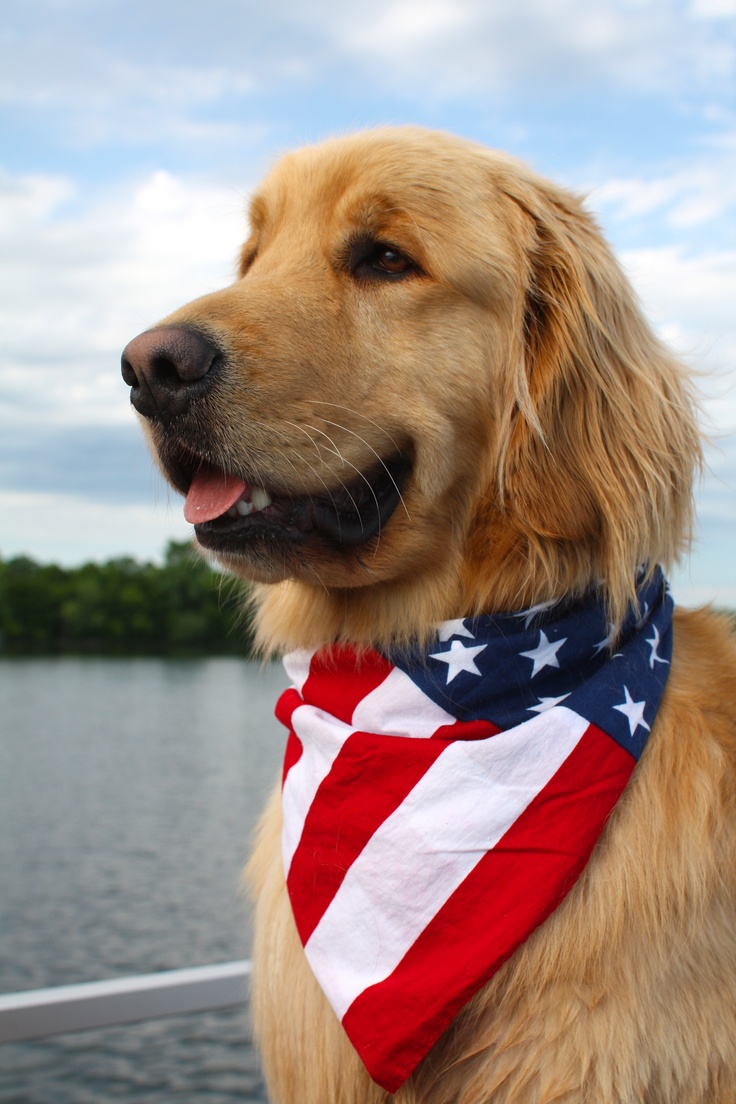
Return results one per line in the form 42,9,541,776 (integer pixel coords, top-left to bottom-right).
122,127,736,1103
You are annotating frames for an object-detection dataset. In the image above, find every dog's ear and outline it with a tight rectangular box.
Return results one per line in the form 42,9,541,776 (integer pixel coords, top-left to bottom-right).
496,174,701,626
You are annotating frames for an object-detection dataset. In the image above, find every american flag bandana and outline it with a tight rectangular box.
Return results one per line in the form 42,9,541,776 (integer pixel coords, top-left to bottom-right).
276,569,673,1093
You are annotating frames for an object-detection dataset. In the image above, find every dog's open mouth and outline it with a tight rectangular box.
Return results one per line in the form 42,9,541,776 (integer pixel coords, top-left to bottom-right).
169,449,412,556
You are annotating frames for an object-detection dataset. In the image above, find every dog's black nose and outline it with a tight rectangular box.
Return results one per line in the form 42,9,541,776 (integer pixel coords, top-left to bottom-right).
121,325,222,421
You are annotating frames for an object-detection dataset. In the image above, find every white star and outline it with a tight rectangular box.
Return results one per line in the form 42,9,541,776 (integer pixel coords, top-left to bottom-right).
636,601,650,629
514,598,558,629
646,624,669,669
429,639,487,683
436,619,475,642
613,686,650,738
520,630,567,678
528,693,570,714
592,630,614,656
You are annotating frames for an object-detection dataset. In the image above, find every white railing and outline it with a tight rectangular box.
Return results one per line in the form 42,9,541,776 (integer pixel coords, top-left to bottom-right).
0,960,251,1044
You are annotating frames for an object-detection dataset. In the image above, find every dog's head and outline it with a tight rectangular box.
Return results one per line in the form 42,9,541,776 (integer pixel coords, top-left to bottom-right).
122,128,700,649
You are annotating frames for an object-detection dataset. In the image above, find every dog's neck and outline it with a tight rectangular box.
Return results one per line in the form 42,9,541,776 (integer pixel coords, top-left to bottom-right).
254,570,466,655
252,524,614,656
253,562,603,657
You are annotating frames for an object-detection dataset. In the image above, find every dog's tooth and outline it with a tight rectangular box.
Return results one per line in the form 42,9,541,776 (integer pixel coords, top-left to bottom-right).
227,506,239,518
236,499,254,516
251,487,272,511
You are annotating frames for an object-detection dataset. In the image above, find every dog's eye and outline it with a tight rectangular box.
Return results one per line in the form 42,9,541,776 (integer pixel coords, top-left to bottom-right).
348,239,419,281
372,248,411,275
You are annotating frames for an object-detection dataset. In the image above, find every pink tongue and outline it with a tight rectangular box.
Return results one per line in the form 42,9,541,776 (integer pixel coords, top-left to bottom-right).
184,465,248,524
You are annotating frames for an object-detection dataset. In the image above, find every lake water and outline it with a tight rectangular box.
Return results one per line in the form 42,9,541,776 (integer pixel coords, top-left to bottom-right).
0,658,290,1103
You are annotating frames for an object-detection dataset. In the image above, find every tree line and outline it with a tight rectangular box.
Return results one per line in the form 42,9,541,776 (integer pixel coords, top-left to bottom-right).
0,541,255,656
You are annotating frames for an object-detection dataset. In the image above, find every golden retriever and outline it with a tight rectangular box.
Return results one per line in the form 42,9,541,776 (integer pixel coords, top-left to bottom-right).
122,127,736,1103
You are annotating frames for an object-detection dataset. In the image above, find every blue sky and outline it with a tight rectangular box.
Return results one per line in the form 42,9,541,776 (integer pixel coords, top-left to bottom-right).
1,0,735,606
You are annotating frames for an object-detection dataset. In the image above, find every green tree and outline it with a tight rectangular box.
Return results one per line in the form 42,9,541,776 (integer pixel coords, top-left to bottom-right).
0,543,254,657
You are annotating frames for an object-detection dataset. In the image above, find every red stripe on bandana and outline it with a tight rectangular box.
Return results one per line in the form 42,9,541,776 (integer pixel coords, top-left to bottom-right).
287,731,450,944
301,645,394,725
281,729,304,784
341,723,635,1092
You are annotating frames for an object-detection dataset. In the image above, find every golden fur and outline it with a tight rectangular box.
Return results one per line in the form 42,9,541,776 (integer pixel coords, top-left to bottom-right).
135,128,736,1102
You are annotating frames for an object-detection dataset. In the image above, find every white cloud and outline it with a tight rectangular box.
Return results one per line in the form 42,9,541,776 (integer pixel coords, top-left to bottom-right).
0,29,264,148
0,167,249,427
0,172,74,230
671,502,736,608
587,149,736,440
620,246,736,346
342,0,472,54
615,246,736,564
690,0,736,17
327,0,736,99
591,211,736,600
2,0,734,144
0,489,192,565
591,154,736,232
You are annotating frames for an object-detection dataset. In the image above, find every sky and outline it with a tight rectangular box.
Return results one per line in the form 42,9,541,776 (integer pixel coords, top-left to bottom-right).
1,0,735,607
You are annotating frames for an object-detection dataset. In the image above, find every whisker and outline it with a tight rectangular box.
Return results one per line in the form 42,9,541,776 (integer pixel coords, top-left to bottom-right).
269,426,364,556
309,400,404,457
299,421,371,525
315,416,411,523
299,423,347,464
214,422,330,534
283,420,354,543
269,426,343,522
